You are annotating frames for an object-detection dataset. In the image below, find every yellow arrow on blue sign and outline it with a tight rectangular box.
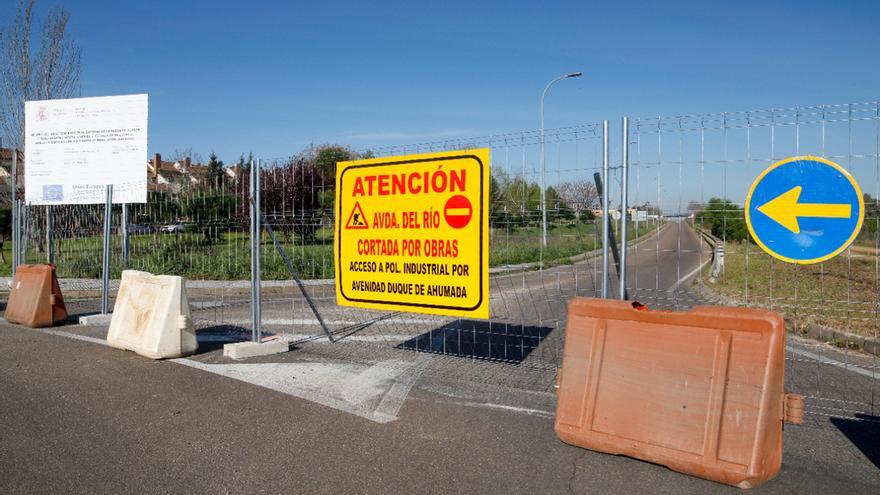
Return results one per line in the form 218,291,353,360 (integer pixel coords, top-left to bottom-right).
745,156,864,264
756,185,851,234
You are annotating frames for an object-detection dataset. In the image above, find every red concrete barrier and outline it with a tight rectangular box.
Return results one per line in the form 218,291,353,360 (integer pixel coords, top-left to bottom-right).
556,298,802,489
5,264,68,328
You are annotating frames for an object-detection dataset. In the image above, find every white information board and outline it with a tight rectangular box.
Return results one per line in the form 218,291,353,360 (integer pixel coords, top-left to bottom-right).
25,94,148,205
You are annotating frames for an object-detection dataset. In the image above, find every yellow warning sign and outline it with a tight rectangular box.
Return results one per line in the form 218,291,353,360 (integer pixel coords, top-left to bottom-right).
334,148,490,318
345,202,369,229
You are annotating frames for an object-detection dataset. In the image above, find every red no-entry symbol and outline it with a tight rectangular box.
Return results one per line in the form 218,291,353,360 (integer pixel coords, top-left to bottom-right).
444,195,472,229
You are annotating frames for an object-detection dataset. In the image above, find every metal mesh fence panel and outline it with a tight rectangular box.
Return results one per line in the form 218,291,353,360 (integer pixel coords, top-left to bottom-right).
3,99,876,427
251,124,657,376
628,101,880,424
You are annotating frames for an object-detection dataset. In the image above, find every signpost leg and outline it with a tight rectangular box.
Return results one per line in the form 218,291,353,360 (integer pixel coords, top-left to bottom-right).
122,203,130,265
11,151,17,275
594,172,623,299
46,206,54,265
250,160,262,342
255,160,261,342
619,117,629,301
12,201,19,275
101,185,113,315
20,202,29,265
601,120,610,298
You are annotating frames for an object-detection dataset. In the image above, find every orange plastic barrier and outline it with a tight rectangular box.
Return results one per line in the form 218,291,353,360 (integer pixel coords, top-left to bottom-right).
555,298,803,489
5,264,68,328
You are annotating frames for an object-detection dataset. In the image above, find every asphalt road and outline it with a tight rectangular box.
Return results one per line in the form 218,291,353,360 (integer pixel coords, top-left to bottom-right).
1,221,878,493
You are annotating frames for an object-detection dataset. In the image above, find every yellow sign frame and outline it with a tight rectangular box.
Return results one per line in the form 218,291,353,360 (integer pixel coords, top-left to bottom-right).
334,149,490,318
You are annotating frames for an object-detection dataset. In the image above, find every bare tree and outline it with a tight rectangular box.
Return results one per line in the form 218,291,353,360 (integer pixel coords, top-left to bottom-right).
0,0,82,261
170,147,204,166
556,180,599,219
1,0,81,149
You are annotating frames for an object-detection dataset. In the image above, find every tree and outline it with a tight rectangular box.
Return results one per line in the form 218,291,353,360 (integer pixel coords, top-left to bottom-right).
556,180,599,220
259,157,332,242
170,147,203,166
180,189,236,244
696,198,748,241
498,177,541,227
238,152,253,179
0,207,9,263
129,191,180,226
309,144,356,178
546,186,574,221
638,202,662,217
862,193,879,241
489,169,511,226
206,152,225,189
686,200,705,215
0,0,81,149
1,0,82,261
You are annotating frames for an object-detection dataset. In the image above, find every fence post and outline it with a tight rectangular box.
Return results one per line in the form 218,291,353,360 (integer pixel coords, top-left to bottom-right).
20,201,28,265
255,159,262,343
122,203,130,265
11,150,18,275
12,201,19,273
250,159,262,342
249,161,255,340
101,185,113,314
619,116,629,300
46,206,54,265
601,120,610,298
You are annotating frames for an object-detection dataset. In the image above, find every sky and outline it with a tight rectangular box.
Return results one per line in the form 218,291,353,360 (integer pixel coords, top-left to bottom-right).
3,0,880,208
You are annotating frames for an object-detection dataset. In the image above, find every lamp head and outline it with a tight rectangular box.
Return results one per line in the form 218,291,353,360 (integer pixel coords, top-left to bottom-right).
567,71,583,78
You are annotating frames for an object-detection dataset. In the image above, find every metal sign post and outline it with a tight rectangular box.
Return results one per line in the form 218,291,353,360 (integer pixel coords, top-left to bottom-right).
11,150,18,276
250,160,262,342
601,120,610,298
122,203,130,265
101,185,113,314
20,202,29,265
619,116,629,300
46,206,54,264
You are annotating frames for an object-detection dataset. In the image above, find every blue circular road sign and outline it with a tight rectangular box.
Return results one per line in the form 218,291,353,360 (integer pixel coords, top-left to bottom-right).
745,156,864,264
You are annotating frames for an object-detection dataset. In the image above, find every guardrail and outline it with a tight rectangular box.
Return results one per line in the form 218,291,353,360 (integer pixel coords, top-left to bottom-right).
695,227,724,282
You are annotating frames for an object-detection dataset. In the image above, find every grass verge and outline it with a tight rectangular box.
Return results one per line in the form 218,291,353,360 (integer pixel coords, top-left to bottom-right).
2,220,661,280
701,241,879,337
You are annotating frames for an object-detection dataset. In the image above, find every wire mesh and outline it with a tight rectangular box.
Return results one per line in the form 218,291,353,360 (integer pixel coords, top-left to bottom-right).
3,100,877,426
627,101,880,423
250,124,660,374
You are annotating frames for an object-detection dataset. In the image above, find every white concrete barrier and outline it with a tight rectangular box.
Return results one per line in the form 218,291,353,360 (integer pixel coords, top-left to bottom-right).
107,270,197,359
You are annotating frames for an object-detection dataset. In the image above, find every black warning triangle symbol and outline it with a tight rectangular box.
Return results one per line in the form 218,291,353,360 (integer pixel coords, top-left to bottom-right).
345,202,369,229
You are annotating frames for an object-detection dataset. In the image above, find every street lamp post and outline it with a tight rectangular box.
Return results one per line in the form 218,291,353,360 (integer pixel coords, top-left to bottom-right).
540,71,582,247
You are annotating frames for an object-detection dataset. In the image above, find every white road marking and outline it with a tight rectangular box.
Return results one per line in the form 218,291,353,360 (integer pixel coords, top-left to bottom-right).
786,345,878,380
668,229,713,292
173,355,433,423
22,325,434,423
374,354,432,419
667,261,709,292
445,400,555,419
31,327,109,346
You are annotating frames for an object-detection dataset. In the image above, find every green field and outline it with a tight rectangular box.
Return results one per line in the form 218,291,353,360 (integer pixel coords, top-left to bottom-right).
3,220,659,280
701,241,879,336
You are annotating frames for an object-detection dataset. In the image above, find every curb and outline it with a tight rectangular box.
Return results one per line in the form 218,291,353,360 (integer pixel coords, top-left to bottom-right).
694,230,880,358
796,324,880,357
